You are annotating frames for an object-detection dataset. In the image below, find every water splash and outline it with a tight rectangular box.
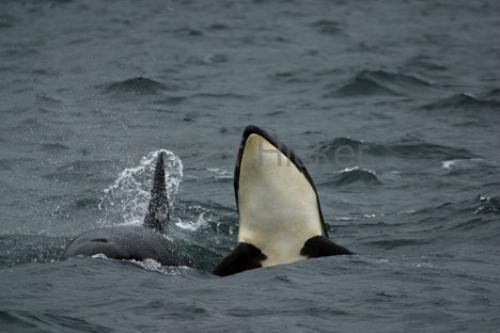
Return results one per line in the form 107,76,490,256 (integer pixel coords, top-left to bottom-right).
98,150,183,226
473,195,500,215
175,212,208,231
130,258,189,275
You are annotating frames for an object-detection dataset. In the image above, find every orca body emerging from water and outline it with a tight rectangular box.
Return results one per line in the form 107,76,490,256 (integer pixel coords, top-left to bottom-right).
63,152,193,267
213,126,351,276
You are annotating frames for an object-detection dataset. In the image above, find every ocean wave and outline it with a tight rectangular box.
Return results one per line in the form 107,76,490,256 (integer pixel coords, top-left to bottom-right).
405,195,500,234
171,27,204,37
405,55,449,72
321,167,381,186
190,92,250,100
271,70,313,84
35,93,62,105
313,137,477,161
446,217,495,232
310,19,343,35
326,70,432,97
101,77,170,95
206,167,233,180
175,212,208,232
183,53,229,66
360,195,500,251
388,142,478,160
406,195,500,218
364,238,430,250
0,309,110,332
440,158,495,176
207,23,229,31
421,93,500,111
314,137,367,153
484,88,500,99
129,258,191,275
174,200,237,236
154,96,187,105
473,195,500,215
38,142,70,152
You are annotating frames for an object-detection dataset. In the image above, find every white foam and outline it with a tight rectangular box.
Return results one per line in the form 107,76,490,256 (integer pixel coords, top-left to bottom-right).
91,253,109,259
206,167,232,179
334,216,354,221
399,209,417,215
338,166,360,173
338,166,377,175
175,212,208,231
441,158,484,171
129,258,188,275
441,160,455,170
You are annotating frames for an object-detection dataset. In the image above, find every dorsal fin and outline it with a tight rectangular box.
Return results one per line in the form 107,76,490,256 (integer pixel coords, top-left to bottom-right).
143,152,169,232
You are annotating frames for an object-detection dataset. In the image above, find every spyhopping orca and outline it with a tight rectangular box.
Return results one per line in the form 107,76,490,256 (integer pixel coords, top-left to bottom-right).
63,152,193,267
213,126,352,276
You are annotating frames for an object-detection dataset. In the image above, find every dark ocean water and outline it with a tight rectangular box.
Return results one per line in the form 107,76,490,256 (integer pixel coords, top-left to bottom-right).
1,0,499,331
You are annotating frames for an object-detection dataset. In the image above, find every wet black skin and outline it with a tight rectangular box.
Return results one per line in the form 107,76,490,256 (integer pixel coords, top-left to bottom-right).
63,153,193,267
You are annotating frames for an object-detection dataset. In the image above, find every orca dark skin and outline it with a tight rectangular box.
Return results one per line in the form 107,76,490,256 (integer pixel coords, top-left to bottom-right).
63,152,192,266
214,126,351,277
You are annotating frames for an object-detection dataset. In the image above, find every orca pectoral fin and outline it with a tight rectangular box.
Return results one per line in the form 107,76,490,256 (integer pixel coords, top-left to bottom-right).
300,236,352,258
213,242,266,277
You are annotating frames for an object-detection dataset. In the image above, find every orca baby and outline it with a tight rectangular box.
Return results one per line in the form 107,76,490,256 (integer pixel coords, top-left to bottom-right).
63,152,193,266
214,126,351,276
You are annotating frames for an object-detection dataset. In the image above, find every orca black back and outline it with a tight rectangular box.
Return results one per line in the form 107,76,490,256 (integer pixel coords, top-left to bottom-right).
63,152,193,266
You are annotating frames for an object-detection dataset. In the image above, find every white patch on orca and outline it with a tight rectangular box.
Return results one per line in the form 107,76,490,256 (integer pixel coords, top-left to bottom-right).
237,133,324,267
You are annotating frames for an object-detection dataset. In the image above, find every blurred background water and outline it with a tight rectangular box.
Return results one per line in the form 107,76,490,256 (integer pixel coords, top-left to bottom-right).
0,0,499,332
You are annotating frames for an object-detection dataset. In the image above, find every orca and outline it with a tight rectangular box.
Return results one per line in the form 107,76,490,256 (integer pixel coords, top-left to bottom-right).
63,152,193,267
213,125,352,276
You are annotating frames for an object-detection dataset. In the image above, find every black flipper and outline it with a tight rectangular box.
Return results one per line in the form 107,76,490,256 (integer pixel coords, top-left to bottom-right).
300,236,353,258
143,152,169,232
213,243,267,277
